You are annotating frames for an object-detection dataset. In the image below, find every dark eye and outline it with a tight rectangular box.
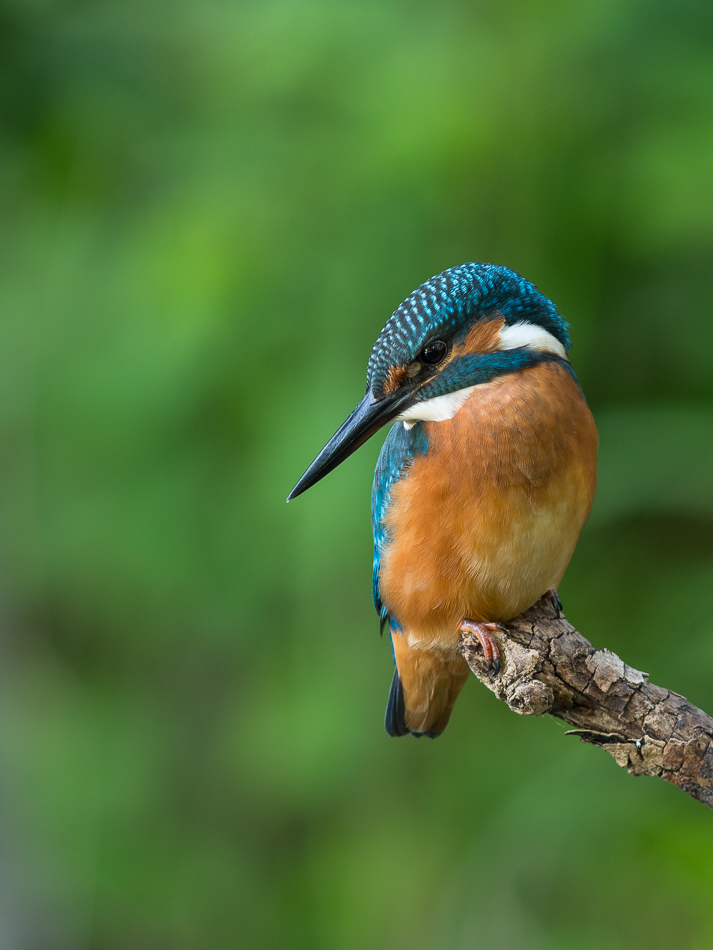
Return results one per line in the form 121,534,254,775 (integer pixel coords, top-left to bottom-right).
419,340,447,365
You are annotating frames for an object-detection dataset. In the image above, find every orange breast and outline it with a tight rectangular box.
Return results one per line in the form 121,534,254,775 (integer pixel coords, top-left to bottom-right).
379,360,598,655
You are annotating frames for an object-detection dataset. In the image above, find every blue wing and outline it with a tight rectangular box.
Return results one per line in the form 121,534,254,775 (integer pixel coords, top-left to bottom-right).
371,421,429,632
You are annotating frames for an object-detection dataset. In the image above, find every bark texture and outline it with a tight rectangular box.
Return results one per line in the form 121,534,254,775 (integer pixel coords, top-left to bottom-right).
459,595,713,809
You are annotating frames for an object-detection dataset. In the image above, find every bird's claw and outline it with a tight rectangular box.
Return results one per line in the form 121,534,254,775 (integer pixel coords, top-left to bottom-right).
542,588,562,616
460,620,504,678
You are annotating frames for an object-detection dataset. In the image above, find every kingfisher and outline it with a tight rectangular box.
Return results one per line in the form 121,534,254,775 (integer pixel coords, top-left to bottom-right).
288,263,597,738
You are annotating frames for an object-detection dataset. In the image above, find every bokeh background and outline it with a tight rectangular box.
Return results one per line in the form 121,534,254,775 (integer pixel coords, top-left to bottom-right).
1,0,713,947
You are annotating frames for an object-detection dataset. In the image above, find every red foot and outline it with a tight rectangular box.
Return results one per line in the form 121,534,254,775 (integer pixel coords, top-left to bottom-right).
460,620,504,677
542,589,562,616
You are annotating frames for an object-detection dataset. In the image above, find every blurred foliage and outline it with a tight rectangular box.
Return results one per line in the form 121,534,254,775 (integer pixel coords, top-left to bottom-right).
0,0,712,947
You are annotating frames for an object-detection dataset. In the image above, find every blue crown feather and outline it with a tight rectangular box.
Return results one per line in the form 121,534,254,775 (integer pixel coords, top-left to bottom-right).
366,263,570,392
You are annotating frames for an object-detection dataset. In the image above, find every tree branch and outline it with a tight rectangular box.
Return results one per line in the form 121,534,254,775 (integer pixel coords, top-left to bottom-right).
459,596,713,809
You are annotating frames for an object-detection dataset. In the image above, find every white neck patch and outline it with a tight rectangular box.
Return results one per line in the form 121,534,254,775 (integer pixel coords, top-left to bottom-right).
499,321,567,360
395,320,567,427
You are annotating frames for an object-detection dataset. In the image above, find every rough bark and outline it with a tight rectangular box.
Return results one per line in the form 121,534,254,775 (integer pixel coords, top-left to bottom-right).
459,595,713,809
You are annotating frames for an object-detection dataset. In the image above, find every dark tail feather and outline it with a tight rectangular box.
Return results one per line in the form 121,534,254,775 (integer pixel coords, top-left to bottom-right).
384,668,439,738
387,635,471,738
384,668,410,737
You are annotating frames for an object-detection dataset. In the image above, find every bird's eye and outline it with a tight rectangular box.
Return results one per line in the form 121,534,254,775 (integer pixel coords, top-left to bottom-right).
419,340,447,365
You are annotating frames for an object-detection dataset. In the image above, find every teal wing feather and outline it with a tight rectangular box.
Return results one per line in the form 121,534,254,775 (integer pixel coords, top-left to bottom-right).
371,421,429,633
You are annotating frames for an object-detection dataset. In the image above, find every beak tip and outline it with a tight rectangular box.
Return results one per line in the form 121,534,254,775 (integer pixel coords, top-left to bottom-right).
286,481,305,503
285,388,405,506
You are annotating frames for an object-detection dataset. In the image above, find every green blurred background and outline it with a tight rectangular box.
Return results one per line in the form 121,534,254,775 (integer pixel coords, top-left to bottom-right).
1,0,713,947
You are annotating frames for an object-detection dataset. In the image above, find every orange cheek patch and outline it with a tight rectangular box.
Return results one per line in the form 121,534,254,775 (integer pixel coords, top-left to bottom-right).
380,316,505,395
382,364,409,394
432,315,505,374
459,315,505,355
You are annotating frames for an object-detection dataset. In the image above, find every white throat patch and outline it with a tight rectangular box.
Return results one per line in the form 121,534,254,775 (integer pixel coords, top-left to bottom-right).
395,320,567,427
397,386,477,427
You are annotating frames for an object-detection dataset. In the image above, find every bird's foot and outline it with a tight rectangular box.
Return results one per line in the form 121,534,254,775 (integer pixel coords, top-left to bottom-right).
459,620,504,677
542,588,562,617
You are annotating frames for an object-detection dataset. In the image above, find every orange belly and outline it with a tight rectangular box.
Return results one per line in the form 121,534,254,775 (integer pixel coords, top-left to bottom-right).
379,360,598,657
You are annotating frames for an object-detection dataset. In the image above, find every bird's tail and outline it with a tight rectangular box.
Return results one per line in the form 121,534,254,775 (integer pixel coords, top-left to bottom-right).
385,634,470,738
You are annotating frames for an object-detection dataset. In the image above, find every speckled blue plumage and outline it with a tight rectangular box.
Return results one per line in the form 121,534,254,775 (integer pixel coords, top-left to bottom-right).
366,263,570,396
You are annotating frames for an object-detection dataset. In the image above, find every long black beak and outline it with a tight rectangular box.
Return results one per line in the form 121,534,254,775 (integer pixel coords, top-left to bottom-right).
287,388,415,501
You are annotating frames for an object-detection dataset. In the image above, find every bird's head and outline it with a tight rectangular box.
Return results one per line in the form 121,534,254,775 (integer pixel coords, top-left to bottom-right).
288,263,570,500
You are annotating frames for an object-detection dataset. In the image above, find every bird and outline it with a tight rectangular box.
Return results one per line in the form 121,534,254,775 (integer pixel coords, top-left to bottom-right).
288,263,597,738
